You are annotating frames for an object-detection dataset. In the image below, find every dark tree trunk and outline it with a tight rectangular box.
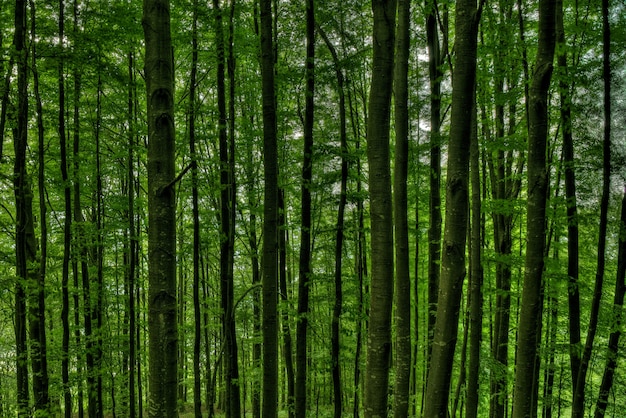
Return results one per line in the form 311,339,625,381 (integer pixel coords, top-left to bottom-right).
594,186,626,418
142,0,178,415
555,0,582,393
189,1,202,416
318,25,349,418
259,0,279,411
511,0,556,416
423,0,479,415
58,0,72,414
363,0,396,415
393,0,411,414
466,100,482,418
295,0,315,414
426,0,443,361
12,0,31,415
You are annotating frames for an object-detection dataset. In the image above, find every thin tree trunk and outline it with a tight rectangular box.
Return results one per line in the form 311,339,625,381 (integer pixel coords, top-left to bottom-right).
466,100,482,418
393,0,411,413
594,186,626,418
278,190,296,418
571,0,610,413
364,0,396,415
426,0,443,362
295,0,315,415
317,24,349,418
511,0,556,415
58,0,72,414
555,0,582,393
189,1,202,415
259,0,279,411
143,0,178,415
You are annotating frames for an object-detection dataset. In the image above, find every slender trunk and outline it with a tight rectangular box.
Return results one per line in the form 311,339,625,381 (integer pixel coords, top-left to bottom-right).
594,186,626,418
143,0,178,415
295,0,315,415
317,24,349,418
58,0,72,414
393,0,411,414
259,0,279,411
29,2,50,413
364,0,396,415
189,1,202,416
466,101,482,418
572,0,611,413
278,190,296,417
426,0,442,361
511,0,556,415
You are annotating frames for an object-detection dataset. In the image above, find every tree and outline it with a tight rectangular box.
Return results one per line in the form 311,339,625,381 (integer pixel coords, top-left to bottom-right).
259,0,280,413
511,0,556,416
143,0,178,415
363,0,396,415
392,0,411,414
422,0,480,415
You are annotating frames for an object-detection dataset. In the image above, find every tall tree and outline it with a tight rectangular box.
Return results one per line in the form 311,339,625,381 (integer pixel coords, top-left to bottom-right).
295,0,315,414
422,0,480,415
511,0,556,416
392,0,411,414
12,0,31,415
259,0,280,413
363,0,396,415
572,0,611,414
594,186,626,418
142,0,178,415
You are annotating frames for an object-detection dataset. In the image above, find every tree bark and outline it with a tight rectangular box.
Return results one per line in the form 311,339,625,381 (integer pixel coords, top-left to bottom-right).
393,0,411,414
259,0,279,412
142,0,178,415
363,0,396,416
511,0,556,416
295,0,315,413
423,0,479,415
594,186,626,418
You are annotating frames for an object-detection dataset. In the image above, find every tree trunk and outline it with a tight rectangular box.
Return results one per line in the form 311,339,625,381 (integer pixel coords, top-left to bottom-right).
12,0,31,414
423,0,479,415
259,0,279,412
571,0,610,413
426,0,443,362
142,0,178,415
511,0,556,416
555,0,582,393
466,100,482,418
393,0,411,414
594,186,626,418
295,0,314,413
363,0,396,415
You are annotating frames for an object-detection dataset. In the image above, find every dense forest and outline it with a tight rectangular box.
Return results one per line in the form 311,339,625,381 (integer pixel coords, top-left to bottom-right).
1,0,625,416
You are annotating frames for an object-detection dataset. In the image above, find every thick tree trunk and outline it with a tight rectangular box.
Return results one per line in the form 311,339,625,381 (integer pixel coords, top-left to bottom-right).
142,0,178,415
259,0,279,412
363,0,396,415
511,0,556,416
393,0,411,414
13,1,31,415
423,0,479,416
